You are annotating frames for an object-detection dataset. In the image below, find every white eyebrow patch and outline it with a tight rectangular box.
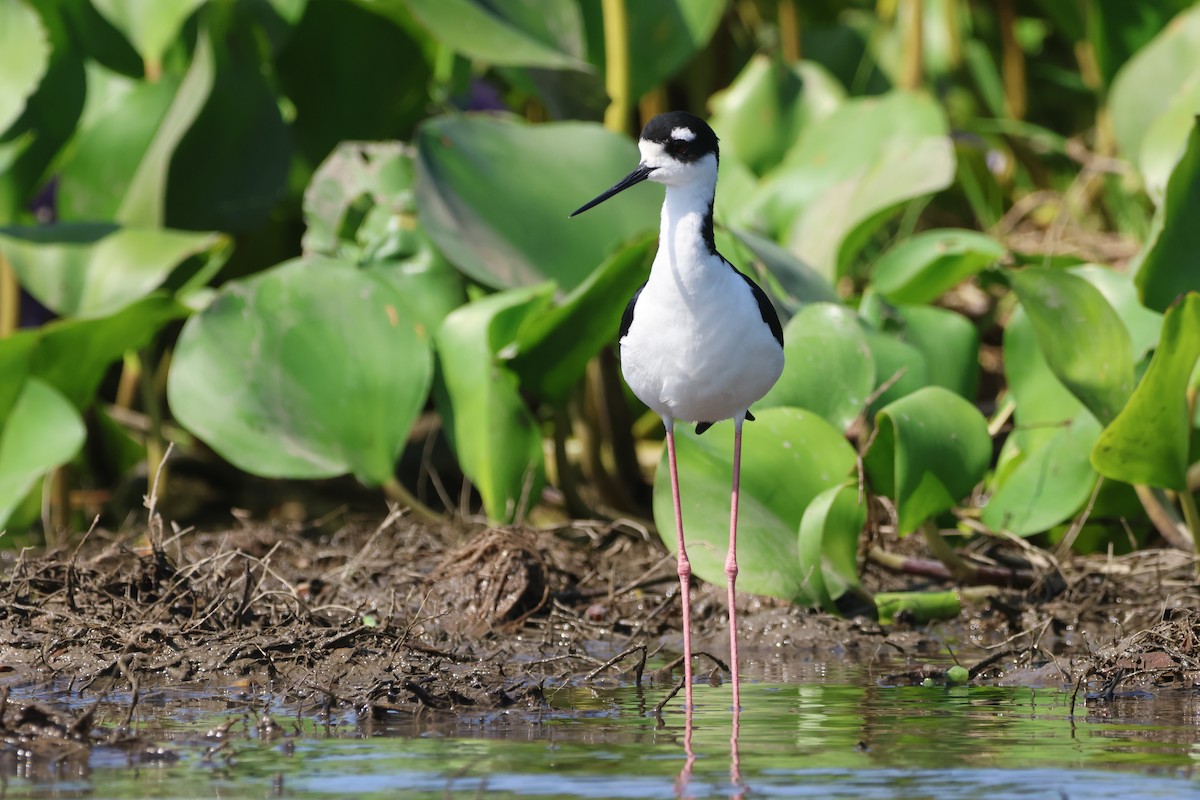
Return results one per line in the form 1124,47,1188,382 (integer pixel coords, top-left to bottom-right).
670,127,696,142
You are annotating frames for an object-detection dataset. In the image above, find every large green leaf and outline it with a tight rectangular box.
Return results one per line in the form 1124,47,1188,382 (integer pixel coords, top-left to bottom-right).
1092,293,1200,491
871,229,1005,304
758,302,874,433
865,387,992,536
28,294,187,409
983,410,1102,536
1136,119,1200,312
860,298,979,400
1108,3,1200,186
0,223,223,318
863,330,929,411
0,0,50,136
1074,265,1164,360
90,0,206,70
277,1,432,165
55,76,175,221
435,285,553,522
1088,0,1191,87
727,228,841,313
302,141,464,333
709,56,845,176
797,482,866,612
746,92,954,278
405,0,586,70
165,12,290,232
653,408,857,602
1009,267,1134,425
582,0,725,101
0,378,86,531
1002,305,1085,455
56,25,216,227
415,115,659,291
508,235,654,403
168,257,433,485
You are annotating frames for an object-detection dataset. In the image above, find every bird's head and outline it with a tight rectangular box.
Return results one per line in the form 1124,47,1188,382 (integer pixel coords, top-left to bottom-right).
571,111,719,217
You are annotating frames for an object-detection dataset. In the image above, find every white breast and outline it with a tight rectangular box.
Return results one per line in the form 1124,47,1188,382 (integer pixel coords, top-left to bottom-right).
620,257,783,424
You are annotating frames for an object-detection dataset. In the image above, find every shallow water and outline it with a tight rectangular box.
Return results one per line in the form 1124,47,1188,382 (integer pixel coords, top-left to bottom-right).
5,661,1200,799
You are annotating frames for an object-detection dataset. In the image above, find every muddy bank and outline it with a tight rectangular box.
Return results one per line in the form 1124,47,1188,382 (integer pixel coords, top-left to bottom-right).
2,511,1199,761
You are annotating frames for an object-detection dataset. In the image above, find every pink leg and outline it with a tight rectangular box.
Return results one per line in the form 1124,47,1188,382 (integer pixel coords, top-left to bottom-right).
665,419,694,710
726,417,744,711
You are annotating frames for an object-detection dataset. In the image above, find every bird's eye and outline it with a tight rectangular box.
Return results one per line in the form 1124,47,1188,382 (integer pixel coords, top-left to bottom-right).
670,140,690,156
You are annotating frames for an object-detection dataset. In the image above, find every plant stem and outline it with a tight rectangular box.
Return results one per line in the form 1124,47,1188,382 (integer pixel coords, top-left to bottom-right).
134,349,165,480
920,522,979,583
381,477,443,525
601,0,631,133
778,0,801,62
0,253,17,338
997,0,1026,119
898,0,923,92
1180,487,1200,558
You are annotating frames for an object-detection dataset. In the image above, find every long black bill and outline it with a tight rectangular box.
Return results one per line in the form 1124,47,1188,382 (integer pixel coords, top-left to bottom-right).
570,164,655,217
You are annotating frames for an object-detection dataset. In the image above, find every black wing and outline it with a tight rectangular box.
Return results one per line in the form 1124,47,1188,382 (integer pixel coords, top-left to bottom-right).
734,266,784,347
619,281,647,340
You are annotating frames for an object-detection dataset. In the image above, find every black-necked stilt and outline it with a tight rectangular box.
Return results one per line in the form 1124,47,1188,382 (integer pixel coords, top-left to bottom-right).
572,111,785,710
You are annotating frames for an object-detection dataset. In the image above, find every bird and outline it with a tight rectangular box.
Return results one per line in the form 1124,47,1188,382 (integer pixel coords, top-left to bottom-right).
571,111,784,710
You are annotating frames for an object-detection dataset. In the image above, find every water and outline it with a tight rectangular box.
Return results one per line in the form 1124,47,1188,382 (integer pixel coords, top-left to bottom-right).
4,662,1200,798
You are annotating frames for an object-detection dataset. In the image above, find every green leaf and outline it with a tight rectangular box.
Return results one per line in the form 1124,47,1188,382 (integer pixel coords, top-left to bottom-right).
0,0,50,136
727,228,841,311
1009,267,1134,425
582,0,724,100
165,12,291,232
865,386,992,536
748,91,954,278
653,408,857,603
709,56,845,176
861,301,980,400
90,0,206,69
1087,0,1191,86
797,483,865,612
405,0,587,70
120,24,215,226
415,115,659,291
435,285,553,522
0,378,86,531
1136,119,1200,312
1001,305,1084,455
1073,265,1164,360
302,141,416,259
758,303,874,433
1091,292,1200,491
55,76,175,222
56,25,216,227
871,229,1005,304
863,330,929,411
168,257,433,485
0,335,36,423
508,235,654,403
32,294,188,408
277,1,432,165
0,223,223,318
983,411,1102,536
302,141,465,333
1109,4,1200,188
789,136,955,278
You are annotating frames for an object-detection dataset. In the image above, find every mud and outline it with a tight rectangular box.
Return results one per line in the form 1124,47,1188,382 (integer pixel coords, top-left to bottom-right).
2,509,1198,766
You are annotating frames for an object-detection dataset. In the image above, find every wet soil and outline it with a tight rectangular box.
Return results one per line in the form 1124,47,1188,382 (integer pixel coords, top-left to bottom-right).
2,508,1199,765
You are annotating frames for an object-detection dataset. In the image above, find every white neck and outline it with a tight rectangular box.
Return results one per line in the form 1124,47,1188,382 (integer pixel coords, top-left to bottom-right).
656,179,717,289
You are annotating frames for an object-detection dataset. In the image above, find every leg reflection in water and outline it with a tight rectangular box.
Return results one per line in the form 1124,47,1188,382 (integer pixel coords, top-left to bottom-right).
673,705,746,799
